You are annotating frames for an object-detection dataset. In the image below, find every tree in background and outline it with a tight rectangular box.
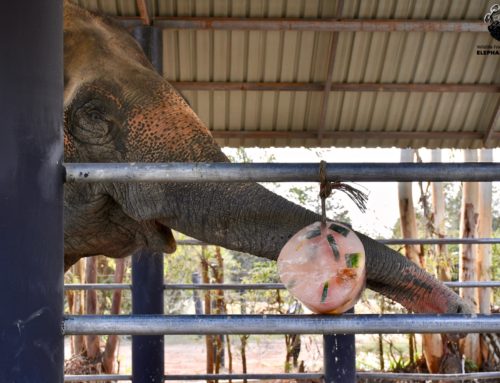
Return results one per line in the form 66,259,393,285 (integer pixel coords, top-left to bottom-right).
64,256,127,377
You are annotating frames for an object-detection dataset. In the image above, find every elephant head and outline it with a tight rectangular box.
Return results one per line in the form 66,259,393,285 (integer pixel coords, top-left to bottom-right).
63,2,471,315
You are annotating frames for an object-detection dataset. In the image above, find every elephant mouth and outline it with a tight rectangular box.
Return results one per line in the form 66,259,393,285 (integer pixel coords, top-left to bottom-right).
142,220,177,254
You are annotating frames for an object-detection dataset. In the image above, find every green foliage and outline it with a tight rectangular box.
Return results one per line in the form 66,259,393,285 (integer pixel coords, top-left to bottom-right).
163,242,201,314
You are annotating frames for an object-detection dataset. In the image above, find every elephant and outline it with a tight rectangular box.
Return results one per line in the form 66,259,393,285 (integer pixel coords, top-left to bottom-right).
63,1,471,316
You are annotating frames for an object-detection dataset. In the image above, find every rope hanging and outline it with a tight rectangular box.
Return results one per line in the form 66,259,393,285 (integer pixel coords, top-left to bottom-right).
319,160,368,224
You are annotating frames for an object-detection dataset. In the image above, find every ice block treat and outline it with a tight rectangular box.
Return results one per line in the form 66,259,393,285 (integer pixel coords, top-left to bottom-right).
278,221,366,314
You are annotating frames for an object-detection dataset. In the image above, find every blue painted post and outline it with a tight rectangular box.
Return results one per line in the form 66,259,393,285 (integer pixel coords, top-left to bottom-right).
131,25,165,383
132,249,165,383
323,309,356,383
0,1,64,381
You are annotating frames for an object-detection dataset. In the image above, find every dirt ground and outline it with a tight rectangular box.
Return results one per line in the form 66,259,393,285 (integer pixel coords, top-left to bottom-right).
64,333,410,381
66,334,326,381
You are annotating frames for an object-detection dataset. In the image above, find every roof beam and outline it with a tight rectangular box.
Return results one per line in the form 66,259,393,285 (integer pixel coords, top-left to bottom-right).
318,0,343,142
150,17,485,32
210,130,491,141
172,81,500,93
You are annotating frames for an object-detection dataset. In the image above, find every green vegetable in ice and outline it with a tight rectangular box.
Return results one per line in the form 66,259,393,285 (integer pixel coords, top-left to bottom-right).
329,223,350,237
345,253,360,268
326,234,340,260
321,281,329,303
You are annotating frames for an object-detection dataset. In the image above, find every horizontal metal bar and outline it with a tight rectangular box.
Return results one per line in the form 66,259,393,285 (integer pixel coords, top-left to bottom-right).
116,16,485,33
210,129,497,142
380,237,500,245
177,238,500,246
63,282,285,291
172,81,500,93
164,283,283,290
445,281,500,288
65,375,132,382
152,17,485,32
63,281,500,291
164,281,500,290
63,371,500,382
357,371,500,381
63,314,500,335
64,162,500,183
164,373,323,381
64,283,132,291
65,373,323,382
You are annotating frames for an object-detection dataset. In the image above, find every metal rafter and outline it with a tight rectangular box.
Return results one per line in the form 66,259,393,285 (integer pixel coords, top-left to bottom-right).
156,18,485,32
116,17,486,32
209,130,493,142
171,81,500,93
318,0,343,142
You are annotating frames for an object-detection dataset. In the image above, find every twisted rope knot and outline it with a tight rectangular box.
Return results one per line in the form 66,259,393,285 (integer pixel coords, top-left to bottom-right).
318,160,368,224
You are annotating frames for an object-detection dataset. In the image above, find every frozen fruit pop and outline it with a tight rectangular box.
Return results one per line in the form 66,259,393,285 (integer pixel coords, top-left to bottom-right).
278,221,366,314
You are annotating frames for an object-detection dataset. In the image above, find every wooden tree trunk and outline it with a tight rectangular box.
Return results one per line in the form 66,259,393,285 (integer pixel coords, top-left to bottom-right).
398,149,424,366
85,256,101,360
102,258,127,373
421,150,449,373
431,150,452,282
398,149,425,267
477,149,493,363
201,248,215,381
459,149,481,367
213,247,225,373
72,260,86,355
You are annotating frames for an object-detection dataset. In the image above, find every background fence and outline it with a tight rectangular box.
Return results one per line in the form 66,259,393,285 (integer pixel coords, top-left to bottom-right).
62,162,500,382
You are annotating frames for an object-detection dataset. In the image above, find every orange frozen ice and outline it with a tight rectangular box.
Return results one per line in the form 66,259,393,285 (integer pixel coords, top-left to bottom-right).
278,221,366,314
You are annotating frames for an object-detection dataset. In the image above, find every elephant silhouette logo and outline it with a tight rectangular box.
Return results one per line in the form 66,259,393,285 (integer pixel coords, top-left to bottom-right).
485,4,500,41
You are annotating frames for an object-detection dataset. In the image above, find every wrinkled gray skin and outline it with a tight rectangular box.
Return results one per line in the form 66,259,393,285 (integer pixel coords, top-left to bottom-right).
63,2,471,315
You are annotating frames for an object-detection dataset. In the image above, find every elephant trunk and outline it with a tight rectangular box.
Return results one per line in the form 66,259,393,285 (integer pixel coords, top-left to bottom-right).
116,82,471,315
148,180,471,315
357,233,472,314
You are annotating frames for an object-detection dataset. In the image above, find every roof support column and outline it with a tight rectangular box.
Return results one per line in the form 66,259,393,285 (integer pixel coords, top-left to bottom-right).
0,0,64,381
131,24,165,383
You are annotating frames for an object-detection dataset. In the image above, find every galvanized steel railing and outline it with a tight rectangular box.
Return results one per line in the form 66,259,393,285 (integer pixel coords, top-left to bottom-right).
64,371,500,382
63,161,500,382
64,162,500,183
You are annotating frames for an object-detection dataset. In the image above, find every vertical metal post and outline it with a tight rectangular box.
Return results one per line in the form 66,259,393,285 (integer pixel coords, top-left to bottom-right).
323,309,356,383
192,272,203,315
0,1,64,381
131,25,165,383
132,249,165,383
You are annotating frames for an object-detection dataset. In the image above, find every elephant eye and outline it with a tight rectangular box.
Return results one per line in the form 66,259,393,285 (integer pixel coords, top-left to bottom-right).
88,109,104,122
71,101,113,144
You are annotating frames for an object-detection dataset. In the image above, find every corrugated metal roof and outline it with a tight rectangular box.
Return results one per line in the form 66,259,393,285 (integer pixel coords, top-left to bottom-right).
75,0,500,148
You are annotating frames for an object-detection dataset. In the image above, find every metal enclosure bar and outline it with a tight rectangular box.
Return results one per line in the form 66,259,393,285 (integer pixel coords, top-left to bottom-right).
0,1,64,382
65,162,500,183
356,371,500,381
131,25,165,383
151,17,485,32
177,237,500,246
63,314,500,335
64,371,500,382
63,280,500,291
171,81,500,93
